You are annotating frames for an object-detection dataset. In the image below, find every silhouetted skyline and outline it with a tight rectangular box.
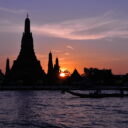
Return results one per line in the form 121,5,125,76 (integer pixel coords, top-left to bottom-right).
0,0,128,74
0,16,127,86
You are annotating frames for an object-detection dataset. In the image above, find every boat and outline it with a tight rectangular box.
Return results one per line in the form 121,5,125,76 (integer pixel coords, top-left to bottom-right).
65,90,128,98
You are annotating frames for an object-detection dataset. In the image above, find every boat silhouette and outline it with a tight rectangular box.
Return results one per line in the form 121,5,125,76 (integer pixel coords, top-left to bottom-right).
65,90,128,98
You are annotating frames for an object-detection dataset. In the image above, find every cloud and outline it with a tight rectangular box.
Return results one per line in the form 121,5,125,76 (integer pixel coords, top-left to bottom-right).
0,7,27,14
1,11,128,40
66,45,74,50
32,12,128,40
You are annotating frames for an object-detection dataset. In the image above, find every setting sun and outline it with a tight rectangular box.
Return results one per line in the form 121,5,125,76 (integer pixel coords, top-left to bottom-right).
59,68,70,78
60,72,66,77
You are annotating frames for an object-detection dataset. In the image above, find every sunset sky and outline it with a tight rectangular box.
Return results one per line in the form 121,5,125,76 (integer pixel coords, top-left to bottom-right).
0,0,128,74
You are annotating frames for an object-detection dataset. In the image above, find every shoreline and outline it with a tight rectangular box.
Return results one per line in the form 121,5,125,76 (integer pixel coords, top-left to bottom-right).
0,85,128,91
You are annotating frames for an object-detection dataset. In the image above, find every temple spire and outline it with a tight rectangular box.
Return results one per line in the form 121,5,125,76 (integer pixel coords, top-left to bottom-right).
24,14,30,33
54,58,60,72
48,51,53,74
54,58,59,69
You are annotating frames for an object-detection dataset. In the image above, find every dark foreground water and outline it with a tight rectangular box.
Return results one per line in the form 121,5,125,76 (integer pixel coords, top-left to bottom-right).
0,91,128,128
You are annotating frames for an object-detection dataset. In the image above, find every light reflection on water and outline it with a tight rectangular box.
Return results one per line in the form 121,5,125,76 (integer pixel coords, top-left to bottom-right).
0,91,128,128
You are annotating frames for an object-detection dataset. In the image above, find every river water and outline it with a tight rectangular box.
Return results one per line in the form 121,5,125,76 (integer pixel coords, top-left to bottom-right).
0,91,128,128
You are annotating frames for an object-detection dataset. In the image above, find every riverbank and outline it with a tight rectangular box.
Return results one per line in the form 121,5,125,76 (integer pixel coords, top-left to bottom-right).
0,84,128,91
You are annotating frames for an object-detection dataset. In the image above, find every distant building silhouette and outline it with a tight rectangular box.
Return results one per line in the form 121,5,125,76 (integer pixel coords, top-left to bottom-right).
6,15,45,84
0,70,4,84
71,69,82,79
84,68,113,85
68,69,82,83
5,58,10,76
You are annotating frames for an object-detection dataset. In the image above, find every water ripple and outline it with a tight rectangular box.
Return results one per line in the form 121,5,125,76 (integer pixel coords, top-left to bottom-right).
0,91,128,128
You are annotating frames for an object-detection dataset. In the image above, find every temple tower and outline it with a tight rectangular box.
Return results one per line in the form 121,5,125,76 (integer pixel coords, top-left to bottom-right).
8,15,45,84
47,51,54,75
54,58,60,74
53,58,60,82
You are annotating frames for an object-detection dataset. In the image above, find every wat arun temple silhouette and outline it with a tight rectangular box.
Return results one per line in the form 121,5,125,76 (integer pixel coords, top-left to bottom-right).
5,15,61,84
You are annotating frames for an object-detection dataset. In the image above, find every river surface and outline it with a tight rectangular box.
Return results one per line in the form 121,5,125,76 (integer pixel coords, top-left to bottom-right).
0,91,128,128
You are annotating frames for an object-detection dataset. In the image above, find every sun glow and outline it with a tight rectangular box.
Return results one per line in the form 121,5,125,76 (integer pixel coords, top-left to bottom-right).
59,68,70,78
60,72,66,77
